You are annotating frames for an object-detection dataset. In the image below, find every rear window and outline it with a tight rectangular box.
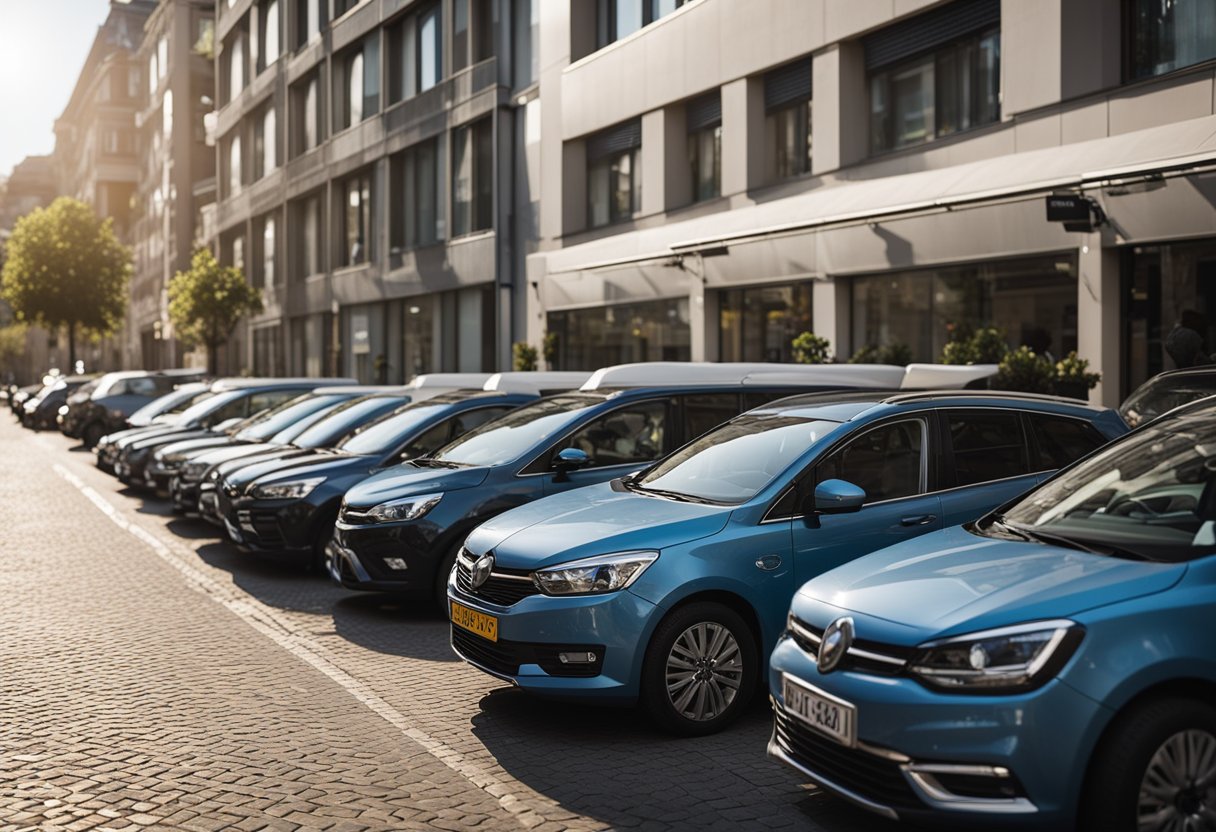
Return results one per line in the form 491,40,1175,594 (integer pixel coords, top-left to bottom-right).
946,410,1030,486
1029,414,1106,471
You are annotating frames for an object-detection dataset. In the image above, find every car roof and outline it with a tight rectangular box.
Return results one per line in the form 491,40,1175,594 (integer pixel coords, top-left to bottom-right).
578,361,996,391
752,389,1111,422
209,377,357,392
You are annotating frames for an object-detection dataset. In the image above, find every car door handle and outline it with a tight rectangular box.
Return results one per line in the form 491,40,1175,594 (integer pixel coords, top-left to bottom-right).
900,514,937,527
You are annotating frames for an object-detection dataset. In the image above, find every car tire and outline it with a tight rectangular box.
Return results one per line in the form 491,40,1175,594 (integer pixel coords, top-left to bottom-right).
1080,696,1216,832
433,544,462,614
310,520,336,574
82,422,106,449
639,602,758,737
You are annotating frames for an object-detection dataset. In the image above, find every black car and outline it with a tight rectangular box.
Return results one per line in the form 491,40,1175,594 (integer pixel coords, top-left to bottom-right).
94,382,215,474
1119,366,1216,427
22,375,98,430
112,377,354,489
61,369,205,446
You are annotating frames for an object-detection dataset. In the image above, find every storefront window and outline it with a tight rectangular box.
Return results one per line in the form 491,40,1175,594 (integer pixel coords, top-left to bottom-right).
1125,239,1216,393
403,297,436,380
851,256,1077,363
547,299,691,369
719,283,813,363
1127,0,1216,80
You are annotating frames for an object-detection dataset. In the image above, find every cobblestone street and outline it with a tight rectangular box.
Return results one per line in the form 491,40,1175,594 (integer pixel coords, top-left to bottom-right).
0,418,890,832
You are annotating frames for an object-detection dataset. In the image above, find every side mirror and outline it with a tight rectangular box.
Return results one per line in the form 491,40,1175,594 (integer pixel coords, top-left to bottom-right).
811,479,866,515
552,447,591,482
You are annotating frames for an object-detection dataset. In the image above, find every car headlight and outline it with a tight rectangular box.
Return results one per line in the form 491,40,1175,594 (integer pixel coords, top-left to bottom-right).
532,551,658,596
365,493,443,523
909,620,1084,694
58,405,69,416
251,477,326,500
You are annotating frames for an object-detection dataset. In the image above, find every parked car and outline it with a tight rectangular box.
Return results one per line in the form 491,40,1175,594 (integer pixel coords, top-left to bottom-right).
768,396,1216,831
9,383,44,417
1119,366,1216,427
60,369,205,447
215,373,592,572
449,389,1127,735
94,382,215,474
22,375,98,430
334,362,998,608
111,377,354,488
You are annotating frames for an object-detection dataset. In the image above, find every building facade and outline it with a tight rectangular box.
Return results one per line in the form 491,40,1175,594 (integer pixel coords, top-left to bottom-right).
526,0,1216,406
131,0,219,371
211,0,540,382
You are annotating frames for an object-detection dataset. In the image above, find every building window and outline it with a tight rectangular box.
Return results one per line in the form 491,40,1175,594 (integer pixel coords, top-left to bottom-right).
128,66,140,98
586,119,641,228
547,298,691,369
686,92,721,202
259,0,280,70
162,89,174,139
98,71,113,102
148,52,159,96
338,37,379,130
850,255,1077,364
228,33,246,102
866,0,1000,153
403,298,435,379
291,73,321,156
295,0,324,47
1126,0,1216,80
334,0,364,17
392,137,442,252
228,134,242,196
452,119,493,237
341,172,372,266
419,3,442,92
388,4,443,103
254,106,276,179
512,0,538,87
764,59,812,180
596,0,687,49
297,194,322,278
719,283,813,363
262,216,276,288
453,0,494,73
347,52,364,125
158,35,169,81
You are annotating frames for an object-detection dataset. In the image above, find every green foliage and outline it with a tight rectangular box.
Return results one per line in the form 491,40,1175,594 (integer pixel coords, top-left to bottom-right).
849,342,913,366
512,341,539,372
1054,351,1101,390
993,346,1056,394
1,197,130,363
940,326,1010,365
791,331,833,365
542,332,559,367
168,248,262,374
0,322,27,363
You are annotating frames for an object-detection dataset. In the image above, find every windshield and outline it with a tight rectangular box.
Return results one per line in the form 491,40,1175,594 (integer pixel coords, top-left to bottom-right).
178,390,242,426
291,396,407,449
635,415,837,504
71,380,101,400
1120,374,1216,427
130,389,212,423
336,402,449,455
234,394,346,442
434,395,600,467
989,410,1216,562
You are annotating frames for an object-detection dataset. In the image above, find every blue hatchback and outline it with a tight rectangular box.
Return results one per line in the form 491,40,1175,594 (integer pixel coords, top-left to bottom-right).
449,391,1127,735
769,397,1216,831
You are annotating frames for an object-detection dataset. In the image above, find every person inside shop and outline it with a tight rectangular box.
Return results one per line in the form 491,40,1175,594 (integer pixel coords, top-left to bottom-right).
1165,309,1211,368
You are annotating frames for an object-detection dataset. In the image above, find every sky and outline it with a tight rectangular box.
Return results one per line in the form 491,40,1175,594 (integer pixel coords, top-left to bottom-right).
0,0,112,180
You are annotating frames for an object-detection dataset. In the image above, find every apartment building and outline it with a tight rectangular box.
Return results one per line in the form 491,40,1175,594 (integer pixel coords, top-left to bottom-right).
528,0,1216,405
131,0,219,370
211,0,539,381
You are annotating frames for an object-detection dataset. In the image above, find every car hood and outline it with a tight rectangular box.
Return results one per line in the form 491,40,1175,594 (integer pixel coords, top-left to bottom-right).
115,424,185,448
342,463,492,508
195,443,282,466
130,428,216,452
793,525,1188,643
467,482,732,570
158,436,239,460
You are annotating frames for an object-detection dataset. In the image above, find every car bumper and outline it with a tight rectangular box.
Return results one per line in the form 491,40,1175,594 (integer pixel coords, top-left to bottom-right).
327,522,449,597
219,495,314,558
169,476,202,514
445,577,656,703
766,635,1101,830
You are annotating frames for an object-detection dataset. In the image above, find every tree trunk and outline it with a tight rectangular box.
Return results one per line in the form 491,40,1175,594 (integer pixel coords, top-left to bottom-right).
207,339,219,376
68,323,77,372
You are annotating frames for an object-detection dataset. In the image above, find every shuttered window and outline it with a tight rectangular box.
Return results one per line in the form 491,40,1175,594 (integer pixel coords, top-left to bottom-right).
863,0,999,70
763,58,812,112
586,119,642,161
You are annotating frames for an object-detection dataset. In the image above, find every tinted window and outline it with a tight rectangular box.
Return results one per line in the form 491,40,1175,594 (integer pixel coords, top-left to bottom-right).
292,396,405,449
338,403,449,455
1030,414,1106,471
248,390,300,414
126,377,159,397
947,410,1029,486
399,420,451,461
817,419,925,503
436,395,602,467
684,393,738,441
557,401,667,468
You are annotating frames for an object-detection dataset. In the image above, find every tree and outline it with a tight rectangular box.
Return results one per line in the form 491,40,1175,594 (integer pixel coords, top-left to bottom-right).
0,197,130,368
168,248,263,375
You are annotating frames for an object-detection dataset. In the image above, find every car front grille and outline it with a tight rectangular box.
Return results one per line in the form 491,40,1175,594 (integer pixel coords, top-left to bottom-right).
236,509,284,547
773,706,921,811
788,616,913,676
453,548,540,607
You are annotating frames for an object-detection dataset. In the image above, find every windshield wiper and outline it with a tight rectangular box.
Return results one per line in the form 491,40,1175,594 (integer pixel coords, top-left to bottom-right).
1002,519,1158,561
626,482,719,505
411,458,464,469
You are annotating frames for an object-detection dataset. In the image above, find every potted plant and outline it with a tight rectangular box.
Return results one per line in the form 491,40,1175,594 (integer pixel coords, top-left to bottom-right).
848,343,912,366
512,341,539,371
1053,352,1101,400
993,346,1056,394
791,332,833,364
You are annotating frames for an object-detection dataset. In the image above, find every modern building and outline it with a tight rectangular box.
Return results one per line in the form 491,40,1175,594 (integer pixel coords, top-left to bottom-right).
526,0,1216,405
131,0,218,370
210,0,540,382
52,0,159,371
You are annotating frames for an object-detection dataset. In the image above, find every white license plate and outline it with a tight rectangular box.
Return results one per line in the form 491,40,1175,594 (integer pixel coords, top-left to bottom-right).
783,674,857,747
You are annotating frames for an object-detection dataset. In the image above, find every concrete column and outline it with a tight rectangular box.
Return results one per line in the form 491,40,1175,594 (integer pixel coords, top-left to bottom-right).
640,109,666,217
1077,232,1122,407
560,140,586,235
811,42,866,176
662,104,690,211
812,277,847,359
720,76,765,196
688,275,707,362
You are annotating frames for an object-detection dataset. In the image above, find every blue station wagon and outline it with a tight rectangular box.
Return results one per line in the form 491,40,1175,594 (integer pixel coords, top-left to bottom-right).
449,391,1128,735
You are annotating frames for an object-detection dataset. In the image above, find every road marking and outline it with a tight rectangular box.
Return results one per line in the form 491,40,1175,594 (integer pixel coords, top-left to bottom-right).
51,462,579,831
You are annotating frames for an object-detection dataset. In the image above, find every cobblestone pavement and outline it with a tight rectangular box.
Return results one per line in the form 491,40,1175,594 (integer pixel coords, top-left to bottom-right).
0,419,899,832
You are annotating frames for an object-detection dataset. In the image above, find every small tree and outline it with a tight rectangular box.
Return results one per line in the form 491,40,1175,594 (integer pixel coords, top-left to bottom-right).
1,197,130,367
512,341,539,371
849,343,913,366
940,326,1010,365
791,331,833,364
168,248,263,375
993,346,1056,394
542,331,559,368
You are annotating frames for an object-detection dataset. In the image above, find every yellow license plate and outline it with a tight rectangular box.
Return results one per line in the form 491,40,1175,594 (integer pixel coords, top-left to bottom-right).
450,600,498,642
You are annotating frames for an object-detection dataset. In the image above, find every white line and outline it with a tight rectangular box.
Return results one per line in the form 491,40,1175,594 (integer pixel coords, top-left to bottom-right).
51,462,580,832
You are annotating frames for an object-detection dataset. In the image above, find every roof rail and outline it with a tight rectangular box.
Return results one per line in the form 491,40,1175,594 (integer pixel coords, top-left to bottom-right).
883,389,1098,407
325,385,409,395
580,362,912,391
408,373,494,389
483,371,593,395
900,363,998,389
209,377,357,391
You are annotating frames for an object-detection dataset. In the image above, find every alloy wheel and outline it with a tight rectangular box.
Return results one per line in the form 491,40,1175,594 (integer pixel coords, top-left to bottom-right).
1137,729,1216,832
664,621,743,722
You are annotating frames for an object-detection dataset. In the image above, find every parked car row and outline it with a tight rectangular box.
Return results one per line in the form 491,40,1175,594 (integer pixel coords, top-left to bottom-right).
26,362,1216,831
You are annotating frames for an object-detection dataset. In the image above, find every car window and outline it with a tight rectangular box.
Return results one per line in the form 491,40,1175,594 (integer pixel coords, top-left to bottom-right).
127,377,158,397
394,404,513,461
946,410,1030,487
247,390,299,414
109,379,130,396
556,401,668,469
435,395,603,467
206,396,250,425
684,394,739,441
1029,414,1106,471
816,419,926,503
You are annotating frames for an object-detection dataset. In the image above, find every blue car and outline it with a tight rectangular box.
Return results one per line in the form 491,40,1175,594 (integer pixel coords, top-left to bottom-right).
449,391,1127,735
768,397,1216,831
